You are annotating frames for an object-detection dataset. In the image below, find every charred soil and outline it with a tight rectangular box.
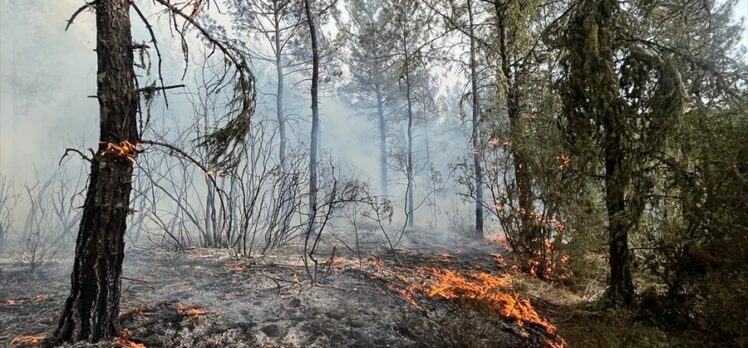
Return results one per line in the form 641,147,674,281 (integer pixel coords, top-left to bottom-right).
1,235,564,347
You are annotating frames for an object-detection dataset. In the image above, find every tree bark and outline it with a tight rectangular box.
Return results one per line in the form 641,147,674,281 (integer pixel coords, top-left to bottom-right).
275,4,287,173
402,32,415,228
275,4,293,233
597,0,634,305
468,0,483,237
51,0,138,343
305,0,320,234
376,88,388,197
604,120,634,305
563,0,634,304
494,1,535,255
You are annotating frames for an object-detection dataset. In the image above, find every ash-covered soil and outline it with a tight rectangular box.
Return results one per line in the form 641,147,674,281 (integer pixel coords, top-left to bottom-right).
1,233,560,348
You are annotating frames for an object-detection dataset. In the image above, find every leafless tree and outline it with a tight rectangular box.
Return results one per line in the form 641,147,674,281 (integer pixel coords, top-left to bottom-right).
0,176,19,252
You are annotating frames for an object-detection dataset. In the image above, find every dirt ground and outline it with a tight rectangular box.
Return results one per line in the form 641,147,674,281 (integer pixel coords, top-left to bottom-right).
1,232,562,348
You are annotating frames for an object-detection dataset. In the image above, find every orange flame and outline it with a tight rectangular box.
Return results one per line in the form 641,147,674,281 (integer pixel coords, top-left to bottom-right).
369,257,384,270
10,335,45,345
99,140,138,163
4,299,20,306
525,238,572,281
330,256,346,267
175,303,207,321
485,233,510,250
412,268,565,347
225,261,248,273
388,283,422,310
33,294,48,302
116,329,145,348
555,155,571,171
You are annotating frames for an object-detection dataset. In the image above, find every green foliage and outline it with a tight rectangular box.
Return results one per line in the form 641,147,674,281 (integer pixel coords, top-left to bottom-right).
639,106,748,344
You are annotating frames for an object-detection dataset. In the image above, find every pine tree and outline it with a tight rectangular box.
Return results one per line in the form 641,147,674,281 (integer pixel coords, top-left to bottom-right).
338,0,399,197
50,1,255,343
560,0,686,305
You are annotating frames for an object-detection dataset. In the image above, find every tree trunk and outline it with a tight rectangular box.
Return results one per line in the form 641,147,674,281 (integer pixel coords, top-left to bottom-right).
376,88,388,197
305,0,319,233
403,35,415,228
51,0,138,343
275,6,292,233
468,0,483,237
603,106,634,305
275,6,287,173
495,2,535,255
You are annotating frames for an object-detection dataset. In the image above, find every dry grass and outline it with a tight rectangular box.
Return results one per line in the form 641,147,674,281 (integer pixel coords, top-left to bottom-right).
508,274,712,348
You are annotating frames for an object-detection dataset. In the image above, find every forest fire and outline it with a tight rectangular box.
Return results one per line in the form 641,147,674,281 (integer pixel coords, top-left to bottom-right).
4,299,20,306
99,140,138,163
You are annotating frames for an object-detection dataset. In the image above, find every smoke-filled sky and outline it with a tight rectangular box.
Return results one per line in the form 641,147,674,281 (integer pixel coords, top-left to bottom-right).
0,1,390,183
0,0,746,195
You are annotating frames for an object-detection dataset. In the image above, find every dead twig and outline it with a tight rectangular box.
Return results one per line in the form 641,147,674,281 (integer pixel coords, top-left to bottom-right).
58,148,93,166
65,0,97,31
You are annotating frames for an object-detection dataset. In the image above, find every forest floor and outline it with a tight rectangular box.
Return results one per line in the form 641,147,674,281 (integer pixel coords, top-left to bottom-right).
2,231,587,348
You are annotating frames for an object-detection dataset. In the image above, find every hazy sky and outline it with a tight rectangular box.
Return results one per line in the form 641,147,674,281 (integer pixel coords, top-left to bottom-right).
0,1,382,183
0,0,747,183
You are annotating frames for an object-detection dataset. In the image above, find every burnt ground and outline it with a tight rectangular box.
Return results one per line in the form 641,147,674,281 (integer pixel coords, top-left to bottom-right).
1,232,562,348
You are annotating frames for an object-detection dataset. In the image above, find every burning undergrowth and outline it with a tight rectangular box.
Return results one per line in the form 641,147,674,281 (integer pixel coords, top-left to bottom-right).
413,269,563,346
347,250,565,348
2,236,564,348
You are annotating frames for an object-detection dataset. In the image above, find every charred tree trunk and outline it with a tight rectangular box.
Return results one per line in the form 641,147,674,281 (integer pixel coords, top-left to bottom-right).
468,0,483,237
51,0,139,343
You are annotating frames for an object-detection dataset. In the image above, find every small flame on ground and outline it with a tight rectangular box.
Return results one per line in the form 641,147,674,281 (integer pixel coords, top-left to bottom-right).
402,268,565,347
388,283,422,310
225,261,248,273
10,335,45,346
33,294,48,302
175,303,207,321
116,329,145,348
5,299,21,306
331,256,345,266
369,257,384,270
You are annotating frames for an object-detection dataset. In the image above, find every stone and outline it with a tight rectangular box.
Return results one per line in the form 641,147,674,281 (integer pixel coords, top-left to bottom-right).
288,298,301,308
261,323,282,337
